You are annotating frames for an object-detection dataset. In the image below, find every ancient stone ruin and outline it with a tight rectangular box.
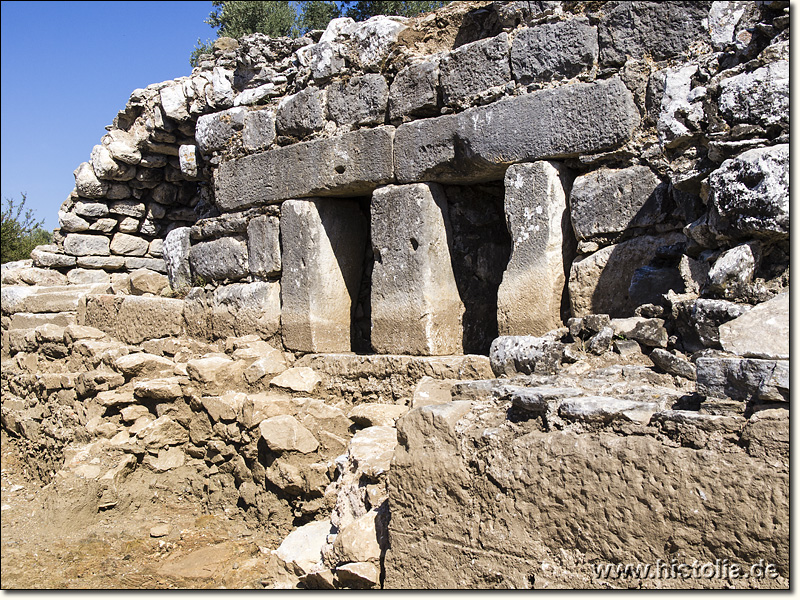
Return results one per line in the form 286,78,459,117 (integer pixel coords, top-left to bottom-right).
1,0,788,589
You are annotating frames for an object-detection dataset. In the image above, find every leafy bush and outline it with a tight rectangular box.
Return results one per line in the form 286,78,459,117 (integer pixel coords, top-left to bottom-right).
1,194,52,264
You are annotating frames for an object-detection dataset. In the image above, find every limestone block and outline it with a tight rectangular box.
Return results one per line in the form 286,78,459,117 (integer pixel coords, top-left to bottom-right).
124,257,166,273
234,82,278,106
270,367,321,393
116,296,185,344
75,201,110,219
114,352,175,378
348,426,397,478
348,404,408,428
559,396,660,424
719,292,788,360
655,64,705,148
332,509,384,565
3,284,110,315
211,282,281,340
274,519,331,576
440,33,511,106
498,162,571,336
570,166,665,241
109,200,146,218
511,18,598,83
10,312,74,330
388,59,440,121
706,144,789,241
708,1,747,49
568,232,685,317
335,562,381,589
247,215,281,278
489,335,565,377
281,199,366,353
74,162,108,199
64,233,111,257
186,354,238,384
211,67,234,108
178,144,200,179
195,107,246,154
90,144,136,181
259,414,319,453
598,1,713,67
394,78,638,184
276,87,326,137
215,127,395,211
15,267,67,286
110,233,149,256
718,61,788,129
348,15,407,71
649,348,696,380
696,357,788,403
189,237,249,282
611,317,668,348
242,109,276,151
370,183,464,355
77,255,125,270
129,268,169,295
163,227,192,291
58,210,90,232
296,40,347,82
327,73,388,127
160,82,190,121
202,392,246,423
30,247,76,268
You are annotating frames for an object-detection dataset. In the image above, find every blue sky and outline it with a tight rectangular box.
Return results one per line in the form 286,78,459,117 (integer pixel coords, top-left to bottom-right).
1,1,218,230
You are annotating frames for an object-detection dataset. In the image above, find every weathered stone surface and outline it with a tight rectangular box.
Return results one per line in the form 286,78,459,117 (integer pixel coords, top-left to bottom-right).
212,282,281,340
195,107,246,154
654,64,705,148
163,227,192,291
246,215,281,278
705,243,757,296
10,312,75,330
134,377,184,401
718,61,789,129
708,0,748,50
697,357,788,403
178,144,200,178
74,201,110,219
385,399,788,588
611,316,668,348
395,78,638,184
297,40,347,82
116,296,184,344
332,509,384,565
234,82,278,107
440,33,511,106
489,335,565,376
276,87,326,137
3,284,110,314
259,414,319,453
160,83,190,121
706,145,789,241
129,268,169,295
559,396,660,424
114,352,174,378
214,127,395,210
109,233,149,256
274,519,331,576
569,166,665,241
187,354,240,385
568,232,685,317
137,415,189,448
388,59,439,121
242,109,276,151
67,268,111,285
348,404,408,428
327,73,388,127
188,237,249,282
348,426,397,479
719,292,788,360
598,1,713,67
691,298,751,348
63,234,111,257
270,367,321,393
628,265,685,308
497,162,571,336
125,257,167,274
511,18,598,83
91,144,136,181
649,348,696,380
109,200,146,219
59,210,90,232
74,162,108,199
348,15,407,71
30,247,76,268
335,562,380,589
202,392,245,423
281,199,366,353
243,352,288,384
371,183,464,355
740,408,789,462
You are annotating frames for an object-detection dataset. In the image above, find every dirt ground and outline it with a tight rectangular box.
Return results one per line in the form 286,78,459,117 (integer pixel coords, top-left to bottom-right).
0,430,275,590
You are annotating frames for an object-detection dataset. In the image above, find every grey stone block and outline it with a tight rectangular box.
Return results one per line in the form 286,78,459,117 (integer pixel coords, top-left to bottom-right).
189,237,249,282
570,166,666,241
247,215,281,278
440,32,511,106
497,161,572,336
280,199,366,353
163,227,192,291
697,357,789,403
598,1,713,67
707,144,789,241
388,59,440,121
719,292,788,360
370,183,464,355
63,233,111,257
394,78,638,184
489,335,565,376
718,61,788,130
214,127,395,211
212,281,281,340
243,109,276,151
276,87,326,137
195,107,246,154
327,73,388,127
511,18,598,83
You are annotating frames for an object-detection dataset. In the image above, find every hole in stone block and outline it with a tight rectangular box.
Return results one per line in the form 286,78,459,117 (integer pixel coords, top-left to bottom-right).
410,237,419,251
444,182,511,355
334,165,346,174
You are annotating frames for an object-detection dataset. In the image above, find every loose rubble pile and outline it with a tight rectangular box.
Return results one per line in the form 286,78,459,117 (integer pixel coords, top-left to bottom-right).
1,0,789,589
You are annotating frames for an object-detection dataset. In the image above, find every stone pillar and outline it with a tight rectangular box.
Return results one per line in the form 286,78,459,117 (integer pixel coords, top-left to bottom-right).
370,183,464,355
280,198,366,353
163,227,192,291
497,161,572,336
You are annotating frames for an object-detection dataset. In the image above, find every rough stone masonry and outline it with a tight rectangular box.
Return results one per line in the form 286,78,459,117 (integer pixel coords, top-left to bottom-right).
1,0,790,590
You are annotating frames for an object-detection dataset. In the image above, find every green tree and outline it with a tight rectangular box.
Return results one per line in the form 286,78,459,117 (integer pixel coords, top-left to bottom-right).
206,0,298,39
1,194,52,264
343,1,446,21
298,1,341,32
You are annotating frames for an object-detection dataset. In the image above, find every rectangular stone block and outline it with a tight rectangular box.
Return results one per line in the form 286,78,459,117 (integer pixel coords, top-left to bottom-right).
214,127,395,211
281,198,366,353
212,281,281,341
696,357,789,403
10,312,76,330
326,73,388,127
497,162,573,336
116,296,185,345
188,237,249,282
247,215,281,278
389,59,440,121
2,284,112,314
440,32,511,106
63,233,111,257
370,183,464,355
395,78,638,184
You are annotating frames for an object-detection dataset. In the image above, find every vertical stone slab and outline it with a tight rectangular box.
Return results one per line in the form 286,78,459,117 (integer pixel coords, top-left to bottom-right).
498,162,572,336
163,226,192,291
247,215,281,278
370,183,465,355
281,199,366,353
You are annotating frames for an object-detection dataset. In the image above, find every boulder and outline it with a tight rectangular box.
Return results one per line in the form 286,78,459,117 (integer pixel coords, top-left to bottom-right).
348,426,397,479
133,377,184,401
718,61,789,129
276,87,326,137
212,282,281,340
370,183,464,355
242,109,277,151
274,519,332,576
63,234,111,257
348,404,409,428
259,415,319,453
163,227,192,291
195,107,245,153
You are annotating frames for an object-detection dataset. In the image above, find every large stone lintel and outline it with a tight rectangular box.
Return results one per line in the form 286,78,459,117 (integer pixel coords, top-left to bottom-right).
214,127,395,211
